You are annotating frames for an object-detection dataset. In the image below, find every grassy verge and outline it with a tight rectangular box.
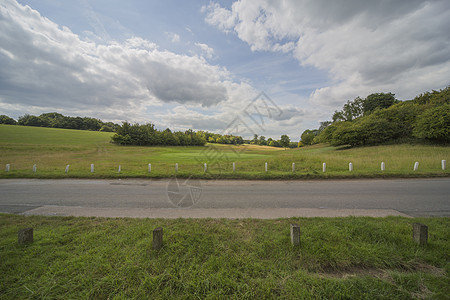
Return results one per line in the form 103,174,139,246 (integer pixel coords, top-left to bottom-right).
1,125,449,179
0,214,448,299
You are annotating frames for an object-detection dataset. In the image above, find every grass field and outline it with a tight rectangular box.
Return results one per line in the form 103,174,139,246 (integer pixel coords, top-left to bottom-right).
1,214,448,299
0,124,449,179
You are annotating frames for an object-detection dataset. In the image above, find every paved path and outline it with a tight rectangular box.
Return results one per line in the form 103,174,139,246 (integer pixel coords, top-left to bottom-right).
0,178,449,218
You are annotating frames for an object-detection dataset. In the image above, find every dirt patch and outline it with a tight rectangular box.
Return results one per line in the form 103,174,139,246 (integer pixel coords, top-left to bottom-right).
314,263,445,280
315,267,391,280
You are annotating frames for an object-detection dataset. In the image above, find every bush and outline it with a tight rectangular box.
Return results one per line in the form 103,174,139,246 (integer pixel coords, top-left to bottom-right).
413,103,450,142
331,118,399,147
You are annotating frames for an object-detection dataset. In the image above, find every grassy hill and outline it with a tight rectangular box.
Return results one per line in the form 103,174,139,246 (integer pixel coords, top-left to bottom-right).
0,124,449,179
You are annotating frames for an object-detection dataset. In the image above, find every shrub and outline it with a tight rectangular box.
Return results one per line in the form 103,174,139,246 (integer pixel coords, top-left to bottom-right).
413,103,450,142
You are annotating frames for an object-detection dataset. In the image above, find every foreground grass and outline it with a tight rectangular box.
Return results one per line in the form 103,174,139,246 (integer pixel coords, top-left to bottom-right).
1,125,449,179
0,215,448,299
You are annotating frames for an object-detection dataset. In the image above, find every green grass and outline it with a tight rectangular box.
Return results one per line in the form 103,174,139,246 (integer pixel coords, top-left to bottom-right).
0,214,448,299
1,124,449,179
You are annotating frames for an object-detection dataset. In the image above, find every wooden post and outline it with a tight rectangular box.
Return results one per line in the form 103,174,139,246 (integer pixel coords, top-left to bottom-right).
290,224,300,246
153,227,163,250
413,223,428,246
18,228,33,244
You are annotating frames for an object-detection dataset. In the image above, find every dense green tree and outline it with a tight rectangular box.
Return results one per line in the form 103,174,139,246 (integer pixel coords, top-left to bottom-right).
280,134,290,149
318,121,332,132
413,86,449,107
300,129,317,146
258,135,267,145
332,97,364,122
18,114,47,127
268,140,280,147
0,115,17,125
251,134,258,144
363,93,397,115
111,122,206,146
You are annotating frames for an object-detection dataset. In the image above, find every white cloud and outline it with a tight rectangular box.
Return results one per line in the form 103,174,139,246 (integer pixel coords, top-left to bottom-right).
165,32,180,43
202,3,236,33
195,42,215,59
0,0,236,121
204,0,450,106
159,106,228,132
0,0,315,139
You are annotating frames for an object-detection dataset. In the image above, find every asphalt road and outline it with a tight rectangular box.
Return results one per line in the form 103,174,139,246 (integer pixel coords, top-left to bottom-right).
0,178,449,217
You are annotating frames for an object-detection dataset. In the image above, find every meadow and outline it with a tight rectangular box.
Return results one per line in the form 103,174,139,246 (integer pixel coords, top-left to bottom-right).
1,214,449,299
1,125,449,179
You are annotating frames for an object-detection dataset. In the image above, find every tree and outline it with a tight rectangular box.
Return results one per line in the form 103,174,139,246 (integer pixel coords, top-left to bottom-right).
18,114,47,127
0,115,17,125
332,97,364,122
318,121,331,132
332,110,345,122
251,134,258,144
363,93,397,115
258,135,266,145
269,140,280,147
280,134,290,149
300,129,317,146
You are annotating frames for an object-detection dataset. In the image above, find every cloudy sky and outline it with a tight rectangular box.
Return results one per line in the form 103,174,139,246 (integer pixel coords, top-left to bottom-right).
1,0,449,140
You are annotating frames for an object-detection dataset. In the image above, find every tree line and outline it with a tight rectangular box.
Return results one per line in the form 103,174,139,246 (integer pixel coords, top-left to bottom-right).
111,123,294,148
300,87,450,147
111,122,207,146
248,134,295,148
0,112,118,132
1,111,296,148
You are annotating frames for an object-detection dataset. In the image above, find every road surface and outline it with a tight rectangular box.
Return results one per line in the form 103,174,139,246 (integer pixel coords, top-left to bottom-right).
0,178,449,218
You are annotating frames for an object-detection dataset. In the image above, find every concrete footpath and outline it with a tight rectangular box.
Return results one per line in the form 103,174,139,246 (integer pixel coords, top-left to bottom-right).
21,206,411,219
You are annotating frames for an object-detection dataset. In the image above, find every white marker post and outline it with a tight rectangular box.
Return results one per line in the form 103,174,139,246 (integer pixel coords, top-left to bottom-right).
65,165,70,173
349,162,353,172
148,163,152,173
381,162,385,171
232,162,235,172
292,162,295,173
5,164,10,172
322,163,326,173
265,162,268,172
175,163,178,173
442,160,446,170
33,164,37,173
90,164,94,173
204,163,207,173
414,162,419,171
118,165,121,173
